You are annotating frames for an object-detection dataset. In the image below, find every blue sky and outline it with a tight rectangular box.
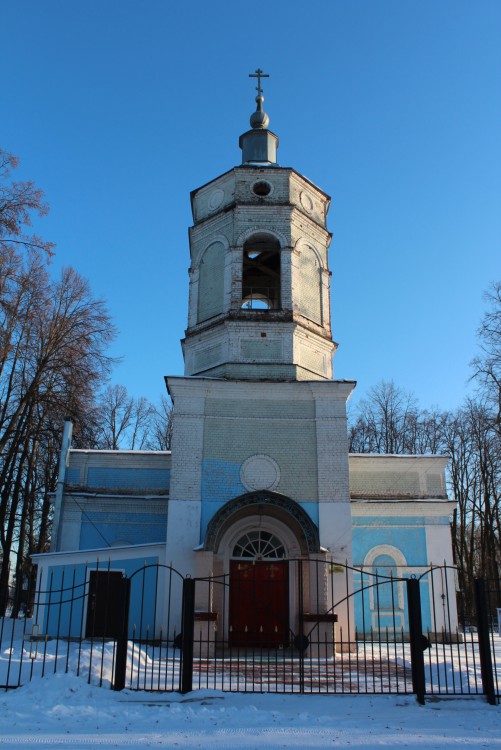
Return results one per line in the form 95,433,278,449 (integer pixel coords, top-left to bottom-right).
3,1,500,414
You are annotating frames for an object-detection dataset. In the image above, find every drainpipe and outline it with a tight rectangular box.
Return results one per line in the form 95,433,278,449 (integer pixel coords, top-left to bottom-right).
51,419,73,552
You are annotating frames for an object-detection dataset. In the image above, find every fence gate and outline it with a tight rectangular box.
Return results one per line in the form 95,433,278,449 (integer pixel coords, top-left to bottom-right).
0,560,499,703
177,561,499,700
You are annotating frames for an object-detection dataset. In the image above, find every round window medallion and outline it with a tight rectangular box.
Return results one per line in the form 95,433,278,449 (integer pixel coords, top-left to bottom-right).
251,180,273,197
300,191,314,212
240,454,280,492
208,188,224,211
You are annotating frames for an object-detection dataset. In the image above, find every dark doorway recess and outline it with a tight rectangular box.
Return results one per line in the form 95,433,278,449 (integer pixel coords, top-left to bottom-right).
85,570,126,639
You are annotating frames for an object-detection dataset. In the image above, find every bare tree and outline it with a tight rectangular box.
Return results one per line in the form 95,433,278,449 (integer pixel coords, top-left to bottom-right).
445,401,500,616
129,397,155,450
349,380,421,454
0,148,55,258
94,384,135,450
146,395,173,451
0,148,116,615
93,385,157,450
471,281,501,427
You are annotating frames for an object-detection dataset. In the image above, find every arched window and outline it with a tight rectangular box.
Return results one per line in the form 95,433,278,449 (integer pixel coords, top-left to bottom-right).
232,530,285,559
241,234,281,310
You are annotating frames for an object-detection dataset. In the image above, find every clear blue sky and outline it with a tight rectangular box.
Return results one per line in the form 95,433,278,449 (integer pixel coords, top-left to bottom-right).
3,1,500,414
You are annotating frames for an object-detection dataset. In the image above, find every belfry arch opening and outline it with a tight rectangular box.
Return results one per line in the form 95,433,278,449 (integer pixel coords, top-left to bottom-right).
241,233,281,310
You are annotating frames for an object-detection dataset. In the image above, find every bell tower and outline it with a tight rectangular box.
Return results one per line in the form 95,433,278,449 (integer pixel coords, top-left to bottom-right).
166,73,355,614
182,71,337,381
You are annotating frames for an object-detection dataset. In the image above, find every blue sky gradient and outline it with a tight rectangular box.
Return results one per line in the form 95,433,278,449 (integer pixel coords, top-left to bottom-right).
3,1,500,413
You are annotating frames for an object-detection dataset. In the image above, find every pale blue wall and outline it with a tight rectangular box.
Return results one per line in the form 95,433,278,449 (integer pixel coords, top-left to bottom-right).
199,453,319,543
352,521,429,567
352,566,433,634
87,467,170,489
40,557,169,639
351,517,453,633
63,461,169,551
79,511,168,549
66,468,80,483
66,466,170,489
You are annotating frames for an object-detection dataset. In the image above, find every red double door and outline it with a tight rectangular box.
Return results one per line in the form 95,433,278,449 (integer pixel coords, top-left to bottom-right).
229,560,289,648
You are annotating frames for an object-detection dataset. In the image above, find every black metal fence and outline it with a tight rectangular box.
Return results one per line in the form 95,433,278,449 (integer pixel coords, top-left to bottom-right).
0,560,499,704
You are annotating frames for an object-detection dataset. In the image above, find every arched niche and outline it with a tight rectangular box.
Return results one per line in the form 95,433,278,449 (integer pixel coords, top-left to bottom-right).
197,240,226,323
295,241,323,325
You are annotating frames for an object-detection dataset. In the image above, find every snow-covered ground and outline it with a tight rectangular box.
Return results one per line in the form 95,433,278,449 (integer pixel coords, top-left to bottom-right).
2,630,500,696
0,673,499,749
1,629,499,748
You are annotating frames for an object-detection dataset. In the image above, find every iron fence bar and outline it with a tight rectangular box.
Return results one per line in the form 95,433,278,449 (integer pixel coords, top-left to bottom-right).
488,577,500,697
401,626,409,692
432,570,445,694
65,567,76,674
390,572,399,693
17,616,27,689
173,628,180,692
157,626,163,693
53,566,64,675
376,571,384,691
463,627,474,694
139,564,146,646
152,564,159,652
406,577,425,704
297,559,305,694
87,560,99,685
443,562,454,637
29,565,44,684
454,621,464,694
99,562,112,688
353,627,359,694
112,576,131,691
474,578,496,705
360,571,369,693
345,563,353,694
368,626,373,692
0,600,8,688
40,568,54,680
165,568,177,692
425,626,432,693
129,625,136,689
146,625,152,691
489,623,499,697
180,577,195,694
4,598,18,688
76,563,88,678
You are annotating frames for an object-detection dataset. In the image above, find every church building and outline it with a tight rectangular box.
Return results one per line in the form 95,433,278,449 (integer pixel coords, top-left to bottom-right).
33,73,456,646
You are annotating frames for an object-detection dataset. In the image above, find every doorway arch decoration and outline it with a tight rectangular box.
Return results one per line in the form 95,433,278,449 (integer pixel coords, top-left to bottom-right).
203,490,320,554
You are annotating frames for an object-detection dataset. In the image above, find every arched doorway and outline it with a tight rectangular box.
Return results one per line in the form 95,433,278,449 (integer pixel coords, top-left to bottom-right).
229,530,289,647
202,490,321,648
